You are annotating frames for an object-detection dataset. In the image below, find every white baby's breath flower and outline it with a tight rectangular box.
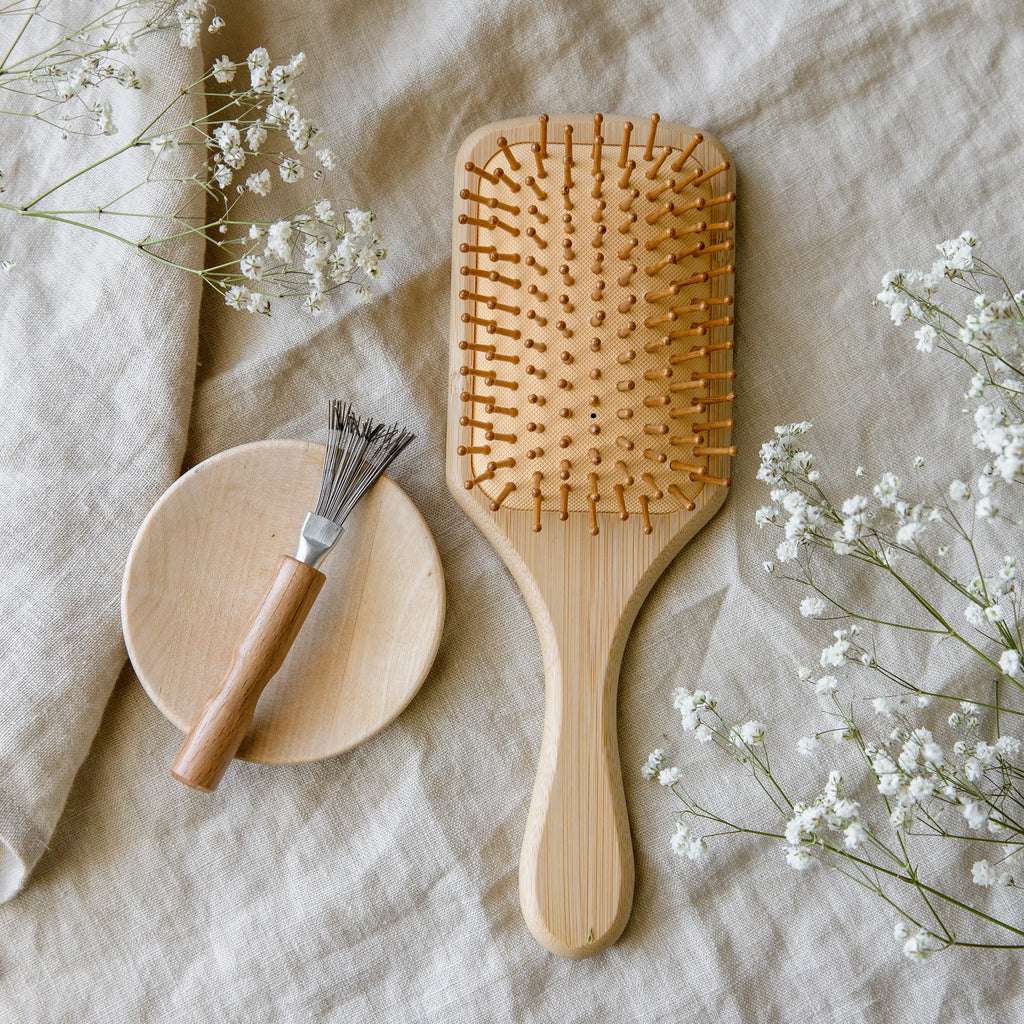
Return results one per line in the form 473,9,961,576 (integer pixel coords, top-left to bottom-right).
999,649,1020,677
972,860,1000,887
895,520,924,546
890,805,911,830
976,496,998,518
785,845,813,871
693,723,714,744
177,5,203,49
224,284,249,309
317,147,337,170
874,472,900,507
213,162,232,188
841,494,868,516
658,766,682,787
775,537,799,562
907,776,935,803
964,602,987,629
245,291,269,315
936,231,977,274
872,696,893,718
246,123,268,152
149,135,178,158
914,324,937,353
902,929,940,963
245,169,271,196
239,254,263,280
641,749,664,779
888,301,910,325
739,721,766,745
346,208,376,234
962,800,990,830
314,199,335,223
212,56,236,82
94,99,115,135
248,46,271,86
844,821,868,849
820,635,850,668
799,596,826,618
279,158,304,183
265,219,293,260
797,736,821,757
996,735,1021,759
815,674,838,695
670,821,708,863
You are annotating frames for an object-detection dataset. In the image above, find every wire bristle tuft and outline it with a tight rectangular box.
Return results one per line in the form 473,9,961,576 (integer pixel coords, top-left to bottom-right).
314,401,414,526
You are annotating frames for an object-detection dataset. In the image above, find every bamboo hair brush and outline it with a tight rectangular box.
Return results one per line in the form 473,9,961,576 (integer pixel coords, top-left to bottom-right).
171,402,414,792
446,114,736,958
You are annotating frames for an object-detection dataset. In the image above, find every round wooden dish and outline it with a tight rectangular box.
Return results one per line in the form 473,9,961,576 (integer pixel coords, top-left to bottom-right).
122,439,445,765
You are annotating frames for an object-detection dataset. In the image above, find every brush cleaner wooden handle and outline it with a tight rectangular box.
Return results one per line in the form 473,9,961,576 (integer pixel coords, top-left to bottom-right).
171,555,325,791
518,562,634,959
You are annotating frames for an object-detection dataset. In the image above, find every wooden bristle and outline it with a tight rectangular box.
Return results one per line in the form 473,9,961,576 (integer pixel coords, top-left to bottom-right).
644,113,660,162
670,133,702,173
618,122,633,167
454,114,735,529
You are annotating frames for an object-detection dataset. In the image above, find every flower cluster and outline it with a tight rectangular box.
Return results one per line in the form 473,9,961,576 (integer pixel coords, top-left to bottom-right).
644,691,782,866
863,704,1024,882
754,411,1023,694
783,769,869,868
2,2,205,138
230,203,383,314
894,920,943,964
756,423,953,570
876,232,1024,518
201,48,322,195
0,3,385,313
649,236,1024,963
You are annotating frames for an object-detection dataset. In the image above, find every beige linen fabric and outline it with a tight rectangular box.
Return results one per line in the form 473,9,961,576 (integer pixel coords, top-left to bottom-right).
3,0,1024,1020
0,20,205,901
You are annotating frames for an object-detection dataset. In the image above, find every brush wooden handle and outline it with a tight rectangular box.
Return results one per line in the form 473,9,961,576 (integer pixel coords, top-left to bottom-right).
518,553,634,959
171,555,325,791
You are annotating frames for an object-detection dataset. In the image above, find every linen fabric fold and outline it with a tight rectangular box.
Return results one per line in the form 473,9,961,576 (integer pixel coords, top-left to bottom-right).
0,22,205,901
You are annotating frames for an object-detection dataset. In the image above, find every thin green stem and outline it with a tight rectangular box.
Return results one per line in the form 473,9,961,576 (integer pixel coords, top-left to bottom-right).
0,0,40,72
703,812,1024,939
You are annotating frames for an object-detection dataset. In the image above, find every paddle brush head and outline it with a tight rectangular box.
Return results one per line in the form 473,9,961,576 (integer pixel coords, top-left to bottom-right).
448,113,736,534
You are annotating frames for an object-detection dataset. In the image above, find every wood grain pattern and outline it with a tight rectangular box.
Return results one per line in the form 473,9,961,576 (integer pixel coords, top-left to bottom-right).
447,114,736,957
122,439,445,769
171,556,325,791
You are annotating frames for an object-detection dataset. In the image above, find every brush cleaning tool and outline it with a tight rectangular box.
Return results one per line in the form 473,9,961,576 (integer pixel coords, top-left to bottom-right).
171,401,414,792
447,114,736,957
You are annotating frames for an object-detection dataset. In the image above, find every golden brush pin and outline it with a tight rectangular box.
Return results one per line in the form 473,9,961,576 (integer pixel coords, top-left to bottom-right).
171,401,414,792
446,114,736,957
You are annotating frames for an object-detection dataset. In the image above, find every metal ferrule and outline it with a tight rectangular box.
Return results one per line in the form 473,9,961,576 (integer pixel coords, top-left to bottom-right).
293,512,344,569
